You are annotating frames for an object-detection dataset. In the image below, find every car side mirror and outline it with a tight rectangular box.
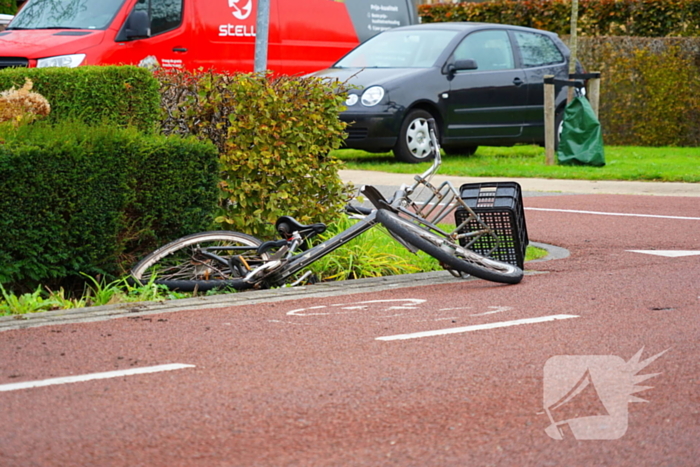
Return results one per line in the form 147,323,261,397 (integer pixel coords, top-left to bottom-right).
445,59,478,79
453,59,478,72
116,10,151,41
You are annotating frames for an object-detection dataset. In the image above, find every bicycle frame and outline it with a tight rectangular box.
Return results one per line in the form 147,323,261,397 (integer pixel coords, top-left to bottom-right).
261,210,380,286
131,119,514,290
244,156,443,287
360,125,500,252
248,124,501,288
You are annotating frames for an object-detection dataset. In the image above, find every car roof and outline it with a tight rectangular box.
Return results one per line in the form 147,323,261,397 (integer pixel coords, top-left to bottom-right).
392,22,559,38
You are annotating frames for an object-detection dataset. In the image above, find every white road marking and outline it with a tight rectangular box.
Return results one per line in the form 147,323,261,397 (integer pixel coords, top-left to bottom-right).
376,314,580,341
627,250,700,257
525,207,700,221
470,306,513,316
438,306,512,316
286,299,426,316
0,364,195,393
438,306,472,312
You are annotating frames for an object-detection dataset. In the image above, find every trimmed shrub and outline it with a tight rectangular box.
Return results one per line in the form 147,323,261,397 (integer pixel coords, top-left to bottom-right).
0,121,219,292
158,69,353,238
121,127,221,263
0,66,160,132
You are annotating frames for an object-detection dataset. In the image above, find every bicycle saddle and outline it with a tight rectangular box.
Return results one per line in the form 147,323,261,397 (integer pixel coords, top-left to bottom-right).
275,216,326,238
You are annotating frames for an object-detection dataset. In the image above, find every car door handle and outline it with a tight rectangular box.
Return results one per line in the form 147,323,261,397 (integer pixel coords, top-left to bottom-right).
173,47,188,53
513,77,523,86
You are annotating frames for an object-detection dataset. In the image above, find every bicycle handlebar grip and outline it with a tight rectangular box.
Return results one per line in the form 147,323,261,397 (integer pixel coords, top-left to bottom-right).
427,118,437,133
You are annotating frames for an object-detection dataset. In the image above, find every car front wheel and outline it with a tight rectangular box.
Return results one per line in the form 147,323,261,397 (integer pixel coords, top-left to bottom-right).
393,109,436,163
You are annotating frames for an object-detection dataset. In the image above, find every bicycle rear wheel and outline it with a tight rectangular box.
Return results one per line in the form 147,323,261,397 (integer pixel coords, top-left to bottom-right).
376,209,523,284
130,231,266,292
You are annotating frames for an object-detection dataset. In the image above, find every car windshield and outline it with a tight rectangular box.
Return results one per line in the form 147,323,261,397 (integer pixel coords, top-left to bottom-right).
9,0,128,30
335,29,458,69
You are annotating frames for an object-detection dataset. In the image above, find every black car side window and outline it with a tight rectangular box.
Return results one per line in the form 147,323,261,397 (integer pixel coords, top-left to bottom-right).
452,30,515,72
133,0,183,36
514,31,564,67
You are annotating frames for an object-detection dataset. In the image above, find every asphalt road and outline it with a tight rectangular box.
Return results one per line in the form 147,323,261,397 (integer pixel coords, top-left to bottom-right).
0,183,698,466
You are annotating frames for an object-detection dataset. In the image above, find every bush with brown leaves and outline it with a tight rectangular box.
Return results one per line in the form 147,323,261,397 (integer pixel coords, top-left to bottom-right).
0,78,50,125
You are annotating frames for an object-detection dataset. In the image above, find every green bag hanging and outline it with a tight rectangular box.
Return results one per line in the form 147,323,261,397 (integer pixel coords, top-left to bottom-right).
557,96,605,167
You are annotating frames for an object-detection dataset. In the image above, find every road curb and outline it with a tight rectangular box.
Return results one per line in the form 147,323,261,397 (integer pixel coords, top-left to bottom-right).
529,241,570,262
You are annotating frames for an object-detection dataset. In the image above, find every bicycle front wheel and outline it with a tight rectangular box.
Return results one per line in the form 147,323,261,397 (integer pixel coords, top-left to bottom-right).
130,231,266,292
377,209,523,284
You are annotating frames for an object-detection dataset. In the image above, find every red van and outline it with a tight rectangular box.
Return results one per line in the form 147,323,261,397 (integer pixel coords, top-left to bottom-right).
0,0,416,75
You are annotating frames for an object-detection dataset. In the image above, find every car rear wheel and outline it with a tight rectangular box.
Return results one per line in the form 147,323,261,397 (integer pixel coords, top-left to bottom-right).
393,109,436,164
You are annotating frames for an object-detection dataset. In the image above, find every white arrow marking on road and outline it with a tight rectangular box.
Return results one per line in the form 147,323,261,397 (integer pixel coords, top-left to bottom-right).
0,363,195,392
376,314,580,341
627,250,700,258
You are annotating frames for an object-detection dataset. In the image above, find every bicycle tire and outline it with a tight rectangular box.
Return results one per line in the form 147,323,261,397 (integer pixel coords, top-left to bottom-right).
130,231,266,292
376,209,523,284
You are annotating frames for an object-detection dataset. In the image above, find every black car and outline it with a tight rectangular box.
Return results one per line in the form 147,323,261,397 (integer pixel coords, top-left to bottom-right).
312,22,577,163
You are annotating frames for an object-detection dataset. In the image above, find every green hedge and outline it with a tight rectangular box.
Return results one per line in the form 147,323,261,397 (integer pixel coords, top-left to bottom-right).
419,0,700,37
0,121,219,291
158,69,353,238
576,36,700,145
0,66,160,132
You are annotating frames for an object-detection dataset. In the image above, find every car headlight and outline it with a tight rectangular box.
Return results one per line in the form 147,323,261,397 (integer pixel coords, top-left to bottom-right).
345,94,359,106
361,86,385,107
36,54,86,68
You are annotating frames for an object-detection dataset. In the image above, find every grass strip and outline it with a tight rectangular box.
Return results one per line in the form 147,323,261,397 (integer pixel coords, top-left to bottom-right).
333,145,700,183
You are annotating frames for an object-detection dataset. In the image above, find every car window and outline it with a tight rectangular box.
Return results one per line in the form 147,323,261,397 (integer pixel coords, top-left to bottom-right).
10,0,128,30
335,29,458,68
513,31,564,67
133,0,183,36
451,30,515,72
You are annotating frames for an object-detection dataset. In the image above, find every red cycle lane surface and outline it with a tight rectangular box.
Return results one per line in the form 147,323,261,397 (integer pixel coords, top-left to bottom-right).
0,194,698,466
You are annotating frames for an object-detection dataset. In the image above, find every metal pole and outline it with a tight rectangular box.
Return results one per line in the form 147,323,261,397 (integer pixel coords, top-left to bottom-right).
254,0,270,73
567,0,579,102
